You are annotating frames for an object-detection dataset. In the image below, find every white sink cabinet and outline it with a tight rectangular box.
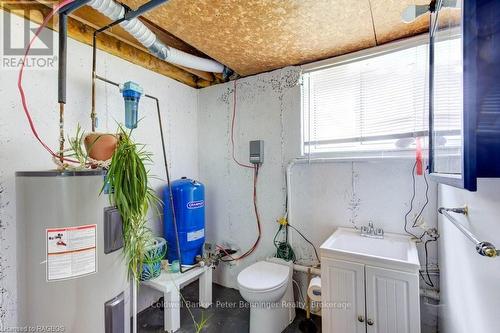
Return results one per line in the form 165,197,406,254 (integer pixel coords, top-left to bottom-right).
320,228,421,333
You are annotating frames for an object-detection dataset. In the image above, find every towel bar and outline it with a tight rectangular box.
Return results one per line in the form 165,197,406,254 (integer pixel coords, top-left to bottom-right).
438,206,498,257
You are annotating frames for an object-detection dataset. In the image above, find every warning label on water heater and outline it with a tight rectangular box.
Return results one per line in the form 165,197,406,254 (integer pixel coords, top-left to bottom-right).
46,224,97,282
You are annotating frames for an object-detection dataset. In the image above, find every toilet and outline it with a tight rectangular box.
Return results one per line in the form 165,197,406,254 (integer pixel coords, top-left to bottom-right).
237,259,296,333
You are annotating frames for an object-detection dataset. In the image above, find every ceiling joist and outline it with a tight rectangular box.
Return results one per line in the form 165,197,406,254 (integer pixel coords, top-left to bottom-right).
3,1,461,87
1,1,216,88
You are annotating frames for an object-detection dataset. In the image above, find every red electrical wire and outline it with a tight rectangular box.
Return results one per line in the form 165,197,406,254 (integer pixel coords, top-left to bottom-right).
220,165,262,262
17,0,78,163
222,80,262,262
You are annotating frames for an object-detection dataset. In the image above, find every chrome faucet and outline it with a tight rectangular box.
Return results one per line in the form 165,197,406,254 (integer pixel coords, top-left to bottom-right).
360,221,384,239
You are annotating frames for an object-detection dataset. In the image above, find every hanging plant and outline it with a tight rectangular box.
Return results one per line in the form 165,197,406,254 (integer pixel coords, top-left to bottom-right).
84,132,119,162
66,124,88,169
66,124,119,169
103,125,160,280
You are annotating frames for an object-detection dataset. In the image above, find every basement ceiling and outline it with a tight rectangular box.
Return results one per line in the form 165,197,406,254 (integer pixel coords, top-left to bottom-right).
119,0,434,76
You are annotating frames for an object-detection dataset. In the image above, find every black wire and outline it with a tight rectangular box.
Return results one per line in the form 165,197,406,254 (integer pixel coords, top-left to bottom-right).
413,167,430,229
419,237,438,288
404,161,431,240
285,219,289,242
424,239,434,287
403,162,438,288
404,161,421,239
283,166,319,264
288,223,320,264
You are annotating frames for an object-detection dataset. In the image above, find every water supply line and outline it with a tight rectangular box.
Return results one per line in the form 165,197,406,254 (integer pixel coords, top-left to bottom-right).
86,0,226,73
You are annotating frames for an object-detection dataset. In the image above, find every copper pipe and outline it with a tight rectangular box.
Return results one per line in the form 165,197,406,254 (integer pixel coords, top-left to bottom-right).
91,32,97,132
58,103,65,163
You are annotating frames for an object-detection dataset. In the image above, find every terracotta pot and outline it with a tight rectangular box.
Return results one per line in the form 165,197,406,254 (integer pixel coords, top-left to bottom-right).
84,133,118,161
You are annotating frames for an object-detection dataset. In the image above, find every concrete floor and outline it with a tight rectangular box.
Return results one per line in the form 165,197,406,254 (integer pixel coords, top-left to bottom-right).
138,280,321,333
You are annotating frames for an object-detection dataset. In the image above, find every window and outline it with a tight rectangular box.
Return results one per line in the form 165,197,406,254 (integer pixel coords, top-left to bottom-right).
301,37,461,158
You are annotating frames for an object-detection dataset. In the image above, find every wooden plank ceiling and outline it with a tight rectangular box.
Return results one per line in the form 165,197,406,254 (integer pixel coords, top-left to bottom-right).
6,1,460,86
120,0,434,76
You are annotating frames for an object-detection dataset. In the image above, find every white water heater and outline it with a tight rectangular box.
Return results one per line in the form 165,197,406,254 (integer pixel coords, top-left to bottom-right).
16,170,130,333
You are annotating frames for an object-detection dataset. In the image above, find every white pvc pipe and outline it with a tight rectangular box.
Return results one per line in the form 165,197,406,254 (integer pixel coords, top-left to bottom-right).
87,0,225,73
148,40,225,73
293,263,321,276
133,281,137,333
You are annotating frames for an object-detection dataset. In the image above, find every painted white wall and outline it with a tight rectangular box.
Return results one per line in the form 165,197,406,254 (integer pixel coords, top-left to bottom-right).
197,67,438,290
0,14,198,328
0,13,442,329
438,180,500,333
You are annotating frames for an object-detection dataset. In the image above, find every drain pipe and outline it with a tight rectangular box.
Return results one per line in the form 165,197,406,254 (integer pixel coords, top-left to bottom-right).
86,0,227,74
294,263,321,276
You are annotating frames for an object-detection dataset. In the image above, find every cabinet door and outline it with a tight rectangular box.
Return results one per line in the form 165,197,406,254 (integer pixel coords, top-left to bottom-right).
428,0,473,189
365,266,420,333
321,258,366,333
429,0,500,190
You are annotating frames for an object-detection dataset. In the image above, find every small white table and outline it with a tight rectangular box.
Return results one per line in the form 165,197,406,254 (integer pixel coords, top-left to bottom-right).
142,265,213,332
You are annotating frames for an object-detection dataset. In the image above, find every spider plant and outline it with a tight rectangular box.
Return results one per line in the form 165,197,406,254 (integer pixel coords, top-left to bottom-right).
66,124,88,168
103,125,160,280
105,126,209,331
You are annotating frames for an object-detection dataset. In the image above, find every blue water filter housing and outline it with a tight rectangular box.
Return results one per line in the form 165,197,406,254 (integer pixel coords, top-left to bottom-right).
163,177,205,265
121,81,143,129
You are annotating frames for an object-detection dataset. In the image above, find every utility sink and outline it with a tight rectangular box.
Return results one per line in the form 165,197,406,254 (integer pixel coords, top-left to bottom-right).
320,227,420,272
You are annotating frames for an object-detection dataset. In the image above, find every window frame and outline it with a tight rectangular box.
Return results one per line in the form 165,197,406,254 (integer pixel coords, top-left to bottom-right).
300,34,432,159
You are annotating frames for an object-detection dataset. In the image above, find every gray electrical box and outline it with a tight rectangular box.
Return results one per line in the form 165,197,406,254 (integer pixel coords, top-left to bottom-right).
249,140,264,164
104,206,124,254
105,292,125,333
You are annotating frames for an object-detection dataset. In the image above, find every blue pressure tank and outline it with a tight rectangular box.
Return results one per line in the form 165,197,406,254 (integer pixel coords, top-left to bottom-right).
163,177,205,265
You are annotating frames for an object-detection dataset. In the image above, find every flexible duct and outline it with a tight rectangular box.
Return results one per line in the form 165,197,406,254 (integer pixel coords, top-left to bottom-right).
87,0,225,73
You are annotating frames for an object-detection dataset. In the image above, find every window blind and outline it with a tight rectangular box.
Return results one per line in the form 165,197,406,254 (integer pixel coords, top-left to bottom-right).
301,38,461,157
432,37,463,147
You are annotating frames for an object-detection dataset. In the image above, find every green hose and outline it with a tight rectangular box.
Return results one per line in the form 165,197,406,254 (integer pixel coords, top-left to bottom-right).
274,224,296,262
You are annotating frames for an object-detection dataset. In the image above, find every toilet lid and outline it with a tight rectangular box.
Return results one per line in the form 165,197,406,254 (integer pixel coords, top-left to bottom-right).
237,261,289,291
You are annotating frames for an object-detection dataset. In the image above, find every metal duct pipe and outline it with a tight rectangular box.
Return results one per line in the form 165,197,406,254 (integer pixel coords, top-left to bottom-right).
87,0,226,73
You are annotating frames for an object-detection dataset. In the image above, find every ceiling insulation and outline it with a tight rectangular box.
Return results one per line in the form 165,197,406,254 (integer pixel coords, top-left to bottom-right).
120,0,448,77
